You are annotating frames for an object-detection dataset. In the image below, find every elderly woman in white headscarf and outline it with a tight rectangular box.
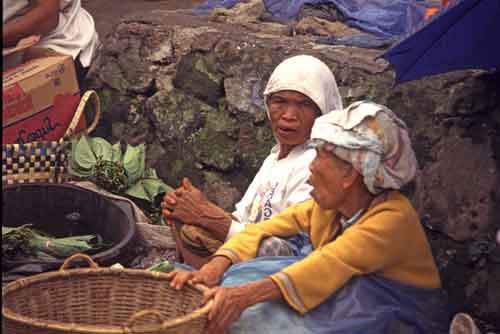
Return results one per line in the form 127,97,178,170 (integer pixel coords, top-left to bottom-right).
168,101,450,334
162,55,343,268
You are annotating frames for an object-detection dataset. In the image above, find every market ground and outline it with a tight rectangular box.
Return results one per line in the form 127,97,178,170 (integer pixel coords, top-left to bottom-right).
82,0,205,40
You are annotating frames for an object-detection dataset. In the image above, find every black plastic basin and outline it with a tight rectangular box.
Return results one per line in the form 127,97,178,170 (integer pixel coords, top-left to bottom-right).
2,183,137,272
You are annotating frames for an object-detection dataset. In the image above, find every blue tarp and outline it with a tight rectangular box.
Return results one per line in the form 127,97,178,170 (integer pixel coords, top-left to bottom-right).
194,0,427,48
194,0,241,14
264,0,426,39
175,256,451,333
316,33,397,49
382,0,500,83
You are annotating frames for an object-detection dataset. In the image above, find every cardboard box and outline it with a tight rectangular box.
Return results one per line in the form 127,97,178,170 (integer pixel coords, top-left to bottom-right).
2,54,86,144
2,93,85,144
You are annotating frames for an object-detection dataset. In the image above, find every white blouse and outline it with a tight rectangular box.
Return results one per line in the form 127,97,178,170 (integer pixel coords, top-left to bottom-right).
228,143,315,239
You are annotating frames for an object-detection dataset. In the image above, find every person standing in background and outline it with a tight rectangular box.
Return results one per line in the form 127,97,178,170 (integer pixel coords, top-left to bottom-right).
3,0,100,88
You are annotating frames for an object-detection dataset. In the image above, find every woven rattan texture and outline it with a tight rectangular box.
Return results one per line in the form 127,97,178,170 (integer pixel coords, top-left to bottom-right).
3,269,209,334
2,141,69,185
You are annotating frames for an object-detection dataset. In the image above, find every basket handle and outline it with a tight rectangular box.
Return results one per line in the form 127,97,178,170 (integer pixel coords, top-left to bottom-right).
126,309,165,328
59,253,99,271
62,89,101,140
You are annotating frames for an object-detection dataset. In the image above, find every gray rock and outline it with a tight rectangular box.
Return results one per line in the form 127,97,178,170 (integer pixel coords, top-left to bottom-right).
173,52,224,106
415,136,497,242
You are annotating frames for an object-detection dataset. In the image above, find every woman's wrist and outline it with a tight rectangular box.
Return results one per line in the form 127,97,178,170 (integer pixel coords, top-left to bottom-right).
206,255,232,276
240,278,282,308
197,207,232,241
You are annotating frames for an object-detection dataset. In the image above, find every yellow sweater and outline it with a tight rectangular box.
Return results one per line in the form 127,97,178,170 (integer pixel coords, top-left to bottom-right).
215,191,441,314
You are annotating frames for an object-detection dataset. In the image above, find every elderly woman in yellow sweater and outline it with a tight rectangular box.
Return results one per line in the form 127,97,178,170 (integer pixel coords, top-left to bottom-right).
167,101,450,334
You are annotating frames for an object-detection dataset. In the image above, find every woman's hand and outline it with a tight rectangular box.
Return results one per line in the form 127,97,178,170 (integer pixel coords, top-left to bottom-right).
162,177,217,225
166,256,232,290
203,286,252,334
202,278,283,334
162,177,205,225
161,177,232,241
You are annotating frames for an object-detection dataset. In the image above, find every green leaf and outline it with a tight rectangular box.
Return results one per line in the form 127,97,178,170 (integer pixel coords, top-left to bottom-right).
72,136,97,171
29,234,96,257
144,168,159,179
111,143,122,162
125,178,173,202
142,178,173,197
68,136,95,177
122,143,146,186
125,180,151,202
147,260,174,273
89,137,113,161
68,160,94,177
2,224,33,236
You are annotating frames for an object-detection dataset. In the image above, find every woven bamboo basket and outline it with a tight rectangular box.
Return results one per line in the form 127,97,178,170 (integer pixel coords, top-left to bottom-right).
2,90,101,185
2,253,213,334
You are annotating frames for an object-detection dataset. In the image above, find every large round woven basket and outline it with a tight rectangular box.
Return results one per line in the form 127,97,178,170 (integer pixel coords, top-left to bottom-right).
2,254,212,334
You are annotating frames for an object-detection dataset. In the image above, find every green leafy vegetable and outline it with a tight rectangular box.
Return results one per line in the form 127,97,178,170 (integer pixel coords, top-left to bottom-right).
68,136,172,206
2,225,106,260
73,136,97,170
144,168,158,179
122,143,146,186
111,142,122,162
126,178,173,202
93,158,128,193
89,137,113,161
2,225,34,259
147,260,174,273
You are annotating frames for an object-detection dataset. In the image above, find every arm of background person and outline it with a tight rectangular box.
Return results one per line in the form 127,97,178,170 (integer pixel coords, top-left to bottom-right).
3,0,59,47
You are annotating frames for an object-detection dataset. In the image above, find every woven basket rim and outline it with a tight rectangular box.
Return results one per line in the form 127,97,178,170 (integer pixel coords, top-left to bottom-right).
2,267,213,334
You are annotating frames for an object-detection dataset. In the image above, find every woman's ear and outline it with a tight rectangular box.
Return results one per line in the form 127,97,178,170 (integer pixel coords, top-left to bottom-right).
341,164,360,190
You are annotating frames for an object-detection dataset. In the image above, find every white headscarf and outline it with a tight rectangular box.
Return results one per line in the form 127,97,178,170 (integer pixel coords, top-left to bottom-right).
263,55,343,116
310,101,418,194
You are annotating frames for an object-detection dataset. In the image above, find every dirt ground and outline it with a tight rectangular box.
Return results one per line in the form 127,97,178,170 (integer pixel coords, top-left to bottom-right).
82,0,206,40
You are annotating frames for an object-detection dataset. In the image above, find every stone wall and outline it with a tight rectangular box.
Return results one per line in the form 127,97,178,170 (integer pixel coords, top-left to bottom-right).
87,10,500,330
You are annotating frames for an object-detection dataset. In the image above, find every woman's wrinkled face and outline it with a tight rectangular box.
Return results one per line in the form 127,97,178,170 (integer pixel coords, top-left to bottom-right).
308,147,351,209
267,90,320,147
